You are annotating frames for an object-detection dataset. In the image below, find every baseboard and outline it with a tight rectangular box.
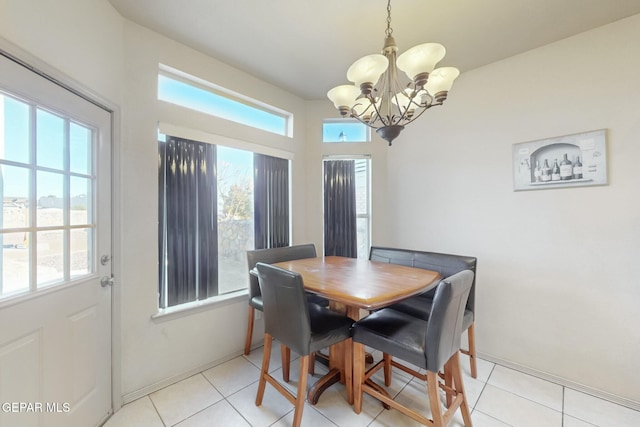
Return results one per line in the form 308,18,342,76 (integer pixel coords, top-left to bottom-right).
121,350,245,405
478,352,640,412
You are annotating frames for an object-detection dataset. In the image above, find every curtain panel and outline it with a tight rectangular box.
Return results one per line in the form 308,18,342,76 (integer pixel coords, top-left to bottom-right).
158,136,218,308
323,160,357,258
254,153,289,249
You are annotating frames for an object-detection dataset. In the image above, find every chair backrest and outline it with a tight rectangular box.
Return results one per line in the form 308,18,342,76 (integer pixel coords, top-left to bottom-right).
424,270,474,372
369,246,477,314
254,262,311,355
246,244,317,300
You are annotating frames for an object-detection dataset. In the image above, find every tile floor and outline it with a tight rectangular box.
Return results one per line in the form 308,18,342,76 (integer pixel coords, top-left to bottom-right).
104,345,640,427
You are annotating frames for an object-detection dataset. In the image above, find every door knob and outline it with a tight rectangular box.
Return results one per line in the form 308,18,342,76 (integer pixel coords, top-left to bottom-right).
101,276,114,287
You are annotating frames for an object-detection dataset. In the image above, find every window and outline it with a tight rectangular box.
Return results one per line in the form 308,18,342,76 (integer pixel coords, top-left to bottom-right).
323,156,371,259
1,91,97,298
322,119,370,143
158,135,290,309
354,158,371,259
158,66,292,137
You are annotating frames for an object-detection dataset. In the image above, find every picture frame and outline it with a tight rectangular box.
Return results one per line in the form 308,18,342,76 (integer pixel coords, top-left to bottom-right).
512,129,607,191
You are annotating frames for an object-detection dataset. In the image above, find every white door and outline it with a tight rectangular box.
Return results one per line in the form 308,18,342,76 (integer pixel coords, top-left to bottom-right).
0,53,112,427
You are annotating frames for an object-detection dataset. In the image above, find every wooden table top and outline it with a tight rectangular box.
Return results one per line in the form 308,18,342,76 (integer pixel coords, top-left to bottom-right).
272,256,441,311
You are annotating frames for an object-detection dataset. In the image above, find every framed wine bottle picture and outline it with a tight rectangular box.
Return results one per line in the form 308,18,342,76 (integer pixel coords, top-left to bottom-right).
512,129,607,191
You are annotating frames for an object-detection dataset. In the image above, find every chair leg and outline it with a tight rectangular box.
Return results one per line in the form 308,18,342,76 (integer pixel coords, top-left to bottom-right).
292,355,310,427
309,352,315,376
281,343,291,382
244,306,255,355
383,352,392,386
427,370,445,427
450,352,473,427
353,342,366,414
444,359,454,407
467,323,477,379
255,334,272,406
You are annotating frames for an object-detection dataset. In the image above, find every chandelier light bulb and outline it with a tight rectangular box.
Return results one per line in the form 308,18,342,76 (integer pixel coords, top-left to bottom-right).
391,89,415,116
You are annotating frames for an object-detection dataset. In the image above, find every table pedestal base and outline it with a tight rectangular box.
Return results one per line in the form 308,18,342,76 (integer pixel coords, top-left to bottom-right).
307,368,341,405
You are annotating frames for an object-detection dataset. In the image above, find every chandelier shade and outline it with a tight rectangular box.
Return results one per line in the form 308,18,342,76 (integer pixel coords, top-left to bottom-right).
396,43,446,80
327,0,459,145
327,85,361,113
347,54,389,92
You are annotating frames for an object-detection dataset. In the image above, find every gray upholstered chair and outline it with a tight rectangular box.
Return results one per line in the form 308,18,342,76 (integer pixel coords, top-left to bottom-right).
254,262,353,427
352,270,474,427
245,244,328,356
370,246,479,378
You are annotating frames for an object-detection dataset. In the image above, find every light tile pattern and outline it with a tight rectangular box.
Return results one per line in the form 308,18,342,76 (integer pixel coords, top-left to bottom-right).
104,347,640,427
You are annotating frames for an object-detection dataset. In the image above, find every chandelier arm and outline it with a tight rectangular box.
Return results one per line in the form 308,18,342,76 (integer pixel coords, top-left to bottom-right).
367,94,389,127
349,111,384,130
397,102,440,127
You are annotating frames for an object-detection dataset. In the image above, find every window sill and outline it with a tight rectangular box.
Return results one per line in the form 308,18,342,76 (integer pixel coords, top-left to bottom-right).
151,289,248,323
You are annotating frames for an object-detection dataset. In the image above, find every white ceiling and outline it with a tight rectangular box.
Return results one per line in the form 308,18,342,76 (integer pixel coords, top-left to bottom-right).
107,0,640,100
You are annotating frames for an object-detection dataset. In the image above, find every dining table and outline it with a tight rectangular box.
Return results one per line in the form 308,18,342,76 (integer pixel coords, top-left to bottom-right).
271,255,441,405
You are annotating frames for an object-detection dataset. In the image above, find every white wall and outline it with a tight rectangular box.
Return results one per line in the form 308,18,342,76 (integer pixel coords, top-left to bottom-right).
0,0,123,102
383,15,640,405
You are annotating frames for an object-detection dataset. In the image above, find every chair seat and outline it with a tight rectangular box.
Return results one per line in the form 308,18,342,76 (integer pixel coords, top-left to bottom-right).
307,294,330,307
389,297,473,330
352,308,428,369
308,304,353,354
249,294,329,313
249,296,263,311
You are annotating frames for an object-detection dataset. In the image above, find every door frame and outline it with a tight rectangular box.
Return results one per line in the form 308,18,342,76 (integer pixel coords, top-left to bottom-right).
0,37,124,413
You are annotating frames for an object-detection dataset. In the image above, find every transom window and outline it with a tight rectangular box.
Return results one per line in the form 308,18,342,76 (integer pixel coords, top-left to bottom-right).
322,119,370,143
158,66,292,137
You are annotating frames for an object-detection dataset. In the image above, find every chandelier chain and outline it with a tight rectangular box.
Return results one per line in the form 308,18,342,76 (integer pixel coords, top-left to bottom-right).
385,0,393,37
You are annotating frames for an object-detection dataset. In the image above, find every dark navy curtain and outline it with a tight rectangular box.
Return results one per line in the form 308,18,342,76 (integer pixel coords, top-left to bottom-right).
253,154,289,249
158,136,218,308
323,160,357,258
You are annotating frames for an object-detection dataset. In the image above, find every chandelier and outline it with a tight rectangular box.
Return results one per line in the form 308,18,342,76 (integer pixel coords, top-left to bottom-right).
327,0,459,145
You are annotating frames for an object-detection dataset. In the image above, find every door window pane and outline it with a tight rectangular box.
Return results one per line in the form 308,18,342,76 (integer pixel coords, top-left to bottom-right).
1,231,30,295
70,122,91,174
37,229,64,287
37,171,64,227
2,94,30,164
70,227,91,278
1,165,29,229
36,109,65,170
70,176,90,225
